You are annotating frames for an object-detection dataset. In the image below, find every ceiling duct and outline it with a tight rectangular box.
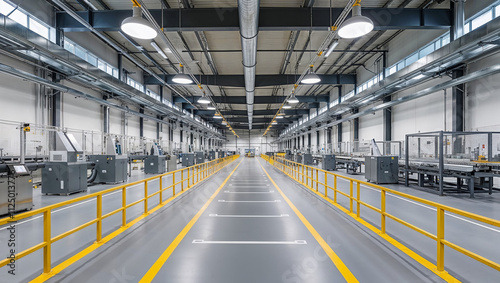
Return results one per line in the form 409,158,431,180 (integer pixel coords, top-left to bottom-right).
238,0,260,130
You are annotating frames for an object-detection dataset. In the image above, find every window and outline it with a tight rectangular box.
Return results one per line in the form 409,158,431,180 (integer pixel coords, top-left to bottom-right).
419,44,434,58
98,60,106,72
75,46,86,60
9,9,27,27
0,0,15,15
64,41,75,53
441,35,450,46
397,61,405,71
464,22,470,34
405,52,419,66
389,66,397,75
28,18,48,38
472,10,492,30
496,5,500,18
86,53,97,66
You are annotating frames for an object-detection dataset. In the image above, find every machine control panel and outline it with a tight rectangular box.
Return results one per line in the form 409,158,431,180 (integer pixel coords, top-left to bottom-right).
7,165,30,176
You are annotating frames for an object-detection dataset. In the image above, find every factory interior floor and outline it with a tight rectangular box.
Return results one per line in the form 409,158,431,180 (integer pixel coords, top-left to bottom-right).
0,157,499,282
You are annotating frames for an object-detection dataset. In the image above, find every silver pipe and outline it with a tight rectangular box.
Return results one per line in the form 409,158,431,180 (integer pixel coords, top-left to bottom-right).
238,0,260,130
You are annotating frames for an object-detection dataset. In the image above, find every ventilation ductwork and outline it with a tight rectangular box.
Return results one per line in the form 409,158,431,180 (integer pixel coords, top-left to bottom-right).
238,0,260,130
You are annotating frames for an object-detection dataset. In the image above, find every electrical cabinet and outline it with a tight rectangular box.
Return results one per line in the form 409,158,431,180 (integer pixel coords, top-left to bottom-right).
364,156,399,184
42,162,87,195
303,154,313,165
144,155,166,174
322,155,336,171
88,155,127,183
182,153,195,167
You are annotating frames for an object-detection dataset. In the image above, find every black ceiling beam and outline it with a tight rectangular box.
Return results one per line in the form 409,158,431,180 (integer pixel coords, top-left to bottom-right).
56,8,452,32
222,117,293,123
194,109,310,116
175,95,329,104
145,74,355,87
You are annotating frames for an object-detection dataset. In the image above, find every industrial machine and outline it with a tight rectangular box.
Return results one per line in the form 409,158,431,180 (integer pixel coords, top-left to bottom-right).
322,155,336,171
303,153,313,165
294,154,302,163
182,153,195,167
365,156,399,184
208,151,216,161
195,151,205,164
144,143,166,174
42,132,88,195
219,151,226,158
166,156,177,172
0,164,41,215
245,148,255,157
88,136,127,184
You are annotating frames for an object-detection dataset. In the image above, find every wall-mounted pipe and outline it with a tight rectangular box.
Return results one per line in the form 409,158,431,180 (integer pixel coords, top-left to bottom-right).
238,0,260,130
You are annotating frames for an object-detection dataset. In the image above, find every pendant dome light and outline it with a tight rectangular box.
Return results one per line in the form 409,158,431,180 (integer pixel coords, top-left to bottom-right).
213,113,223,119
282,104,292,109
288,91,299,104
301,65,321,84
338,0,374,39
197,91,210,104
172,64,193,84
207,105,216,110
121,6,158,40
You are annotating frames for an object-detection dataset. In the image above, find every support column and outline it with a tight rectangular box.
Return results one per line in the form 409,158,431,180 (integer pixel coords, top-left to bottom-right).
156,115,161,140
103,105,110,134
139,105,144,138
118,53,123,82
383,96,392,141
337,116,342,143
452,67,465,132
51,73,62,128
451,0,465,41
353,108,359,142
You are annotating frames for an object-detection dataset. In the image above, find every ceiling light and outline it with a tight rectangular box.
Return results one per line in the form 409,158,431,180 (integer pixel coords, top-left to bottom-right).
207,105,216,110
150,41,168,59
272,121,278,125
172,64,193,84
301,65,321,84
121,6,158,40
197,93,210,104
288,91,299,104
213,113,223,119
338,3,374,39
276,115,284,119
282,104,292,109
324,39,339,58
222,121,227,125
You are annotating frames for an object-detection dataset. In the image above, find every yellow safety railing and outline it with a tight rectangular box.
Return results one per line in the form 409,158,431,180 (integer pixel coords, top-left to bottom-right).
261,154,500,277
0,154,239,276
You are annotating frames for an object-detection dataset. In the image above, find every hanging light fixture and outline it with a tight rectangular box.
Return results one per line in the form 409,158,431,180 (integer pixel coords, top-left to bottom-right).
213,113,223,119
121,6,158,40
197,91,210,104
282,104,292,109
288,91,299,104
338,1,374,39
207,104,216,110
277,109,284,119
301,65,321,84
272,120,278,125
172,64,193,84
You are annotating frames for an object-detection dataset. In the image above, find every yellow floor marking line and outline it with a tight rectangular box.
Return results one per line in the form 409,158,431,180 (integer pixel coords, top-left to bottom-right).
139,159,243,283
264,158,460,283
257,159,359,283
30,159,239,283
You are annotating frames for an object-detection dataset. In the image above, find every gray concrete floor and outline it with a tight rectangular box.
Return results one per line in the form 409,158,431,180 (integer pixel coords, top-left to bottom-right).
0,158,498,282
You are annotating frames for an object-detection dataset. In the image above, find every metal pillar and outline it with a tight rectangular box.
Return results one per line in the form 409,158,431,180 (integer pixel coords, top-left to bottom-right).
139,105,144,137
51,73,62,127
383,96,392,141
451,0,465,41
337,116,342,143
118,53,123,82
353,108,359,142
452,67,465,132
103,105,110,134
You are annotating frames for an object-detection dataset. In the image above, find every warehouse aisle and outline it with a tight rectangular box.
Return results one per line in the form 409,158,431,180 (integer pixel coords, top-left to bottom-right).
39,157,446,283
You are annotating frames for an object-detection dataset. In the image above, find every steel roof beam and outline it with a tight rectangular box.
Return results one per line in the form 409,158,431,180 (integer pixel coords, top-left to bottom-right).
56,8,452,32
175,95,329,104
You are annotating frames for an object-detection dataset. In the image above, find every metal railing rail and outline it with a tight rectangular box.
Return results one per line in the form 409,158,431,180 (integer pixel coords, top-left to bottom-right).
0,154,240,275
261,154,500,277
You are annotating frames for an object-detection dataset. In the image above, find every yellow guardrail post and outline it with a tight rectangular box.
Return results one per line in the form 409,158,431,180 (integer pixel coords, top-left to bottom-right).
381,190,386,234
334,175,337,203
356,182,361,218
349,180,354,214
188,167,191,188
43,209,51,274
316,169,319,192
301,164,304,184
173,172,176,196
437,207,445,271
144,181,148,214
159,176,163,204
181,170,184,191
122,187,127,227
324,172,328,198
96,194,102,242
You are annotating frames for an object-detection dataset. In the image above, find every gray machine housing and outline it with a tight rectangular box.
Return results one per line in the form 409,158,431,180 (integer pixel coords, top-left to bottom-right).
365,156,399,184
294,154,302,163
208,151,216,161
145,155,166,174
322,155,336,171
182,153,195,167
195,151,205,164
303,154,313,165
166,156,177,172
42,132,88,195
0,165,33,215
88,155,128,183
